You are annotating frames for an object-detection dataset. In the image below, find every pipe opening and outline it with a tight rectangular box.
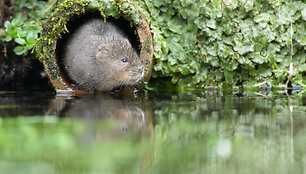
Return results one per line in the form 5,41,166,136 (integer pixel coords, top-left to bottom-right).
56,12,141,90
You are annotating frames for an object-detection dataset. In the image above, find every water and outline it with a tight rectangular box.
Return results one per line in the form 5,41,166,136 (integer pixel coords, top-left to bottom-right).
0,88,306,174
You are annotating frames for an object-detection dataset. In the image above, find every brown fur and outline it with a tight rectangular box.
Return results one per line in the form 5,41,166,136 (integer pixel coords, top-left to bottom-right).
63,18,145,92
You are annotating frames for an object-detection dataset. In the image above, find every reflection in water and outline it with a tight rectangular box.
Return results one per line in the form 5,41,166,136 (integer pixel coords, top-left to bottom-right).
49,94,149,135
0,91,53,117
0,90,306,173
148,92,306,174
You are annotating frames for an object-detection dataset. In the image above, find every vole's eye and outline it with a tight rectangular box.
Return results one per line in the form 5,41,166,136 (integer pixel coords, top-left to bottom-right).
122,57,128,63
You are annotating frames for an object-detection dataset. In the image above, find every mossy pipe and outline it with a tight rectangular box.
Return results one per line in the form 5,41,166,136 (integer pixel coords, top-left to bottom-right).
36,0,153,93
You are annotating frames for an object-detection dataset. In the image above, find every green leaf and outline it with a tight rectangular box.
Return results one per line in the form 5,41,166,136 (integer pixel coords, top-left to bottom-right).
234,45,254,55
189,60,201,74
14,38,27,45
295,23,306,46
257,65,272,78
168,56,178,65
224,70,234,84
267,43,280,55
152,0,163,7
193,66,208,84
13,46,28,55
243,0,254,12
211,0,222,10
223,0,239,9
298,64,306,72
249,52,266,64
26,38,37,49
4,35,12,42
166,38,184,53
180,0,194,7
167,17,188,34
11,18,23,27
178,3,200,19
17,0,26,9
302,4,306,21
178,64,191,75
206,19,216,29
254,13,270,23
4,21,11,29
227,60,239,71
104,4,119,17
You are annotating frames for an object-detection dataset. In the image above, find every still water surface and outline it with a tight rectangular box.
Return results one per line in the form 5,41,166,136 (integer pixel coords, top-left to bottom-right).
0,89,306,174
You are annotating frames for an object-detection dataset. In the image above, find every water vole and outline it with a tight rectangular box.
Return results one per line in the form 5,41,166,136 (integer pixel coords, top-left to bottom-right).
63,17,145,92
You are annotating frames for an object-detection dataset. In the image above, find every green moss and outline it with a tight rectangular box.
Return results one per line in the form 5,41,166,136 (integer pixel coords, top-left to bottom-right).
35,0,147,82
35,0,89,80
35,0,306,91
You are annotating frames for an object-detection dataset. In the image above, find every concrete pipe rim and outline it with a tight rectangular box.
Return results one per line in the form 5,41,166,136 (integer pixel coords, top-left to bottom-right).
44,7,153,94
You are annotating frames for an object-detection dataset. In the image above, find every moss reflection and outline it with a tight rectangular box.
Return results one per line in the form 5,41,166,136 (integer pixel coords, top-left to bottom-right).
0,92,306,173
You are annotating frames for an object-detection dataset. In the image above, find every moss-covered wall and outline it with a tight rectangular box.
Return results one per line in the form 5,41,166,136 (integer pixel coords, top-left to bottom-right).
35,0,89,89
35,0,306,90
143,0,306,90
35,0,153,91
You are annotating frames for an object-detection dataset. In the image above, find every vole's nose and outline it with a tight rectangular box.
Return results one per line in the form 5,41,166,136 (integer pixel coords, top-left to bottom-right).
139,67,144,74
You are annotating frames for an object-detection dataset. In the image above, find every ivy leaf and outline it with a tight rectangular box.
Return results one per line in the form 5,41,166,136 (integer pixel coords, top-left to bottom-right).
104,3,119,18
152,0,164,7
178,64,191,75
178,3,200,19
302,4,306,21
298,64,306,72
249,52,266,64
193,66,208,84
168,56,178,65
257,65,272,78
189,60,201,74
227,60,239,71
254,13,270,23
295,23,306,46
243,0,254,12
166,37,186,62
211,0,222,10
267,43,280,55
180,0,194,7
223,0,239,9
234,45,254,55
224,70,234,84
167,17,188,34
206,19,216,29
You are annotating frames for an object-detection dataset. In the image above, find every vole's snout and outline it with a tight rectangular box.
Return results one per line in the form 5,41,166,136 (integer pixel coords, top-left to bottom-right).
138,66,146,78
139,67,144,74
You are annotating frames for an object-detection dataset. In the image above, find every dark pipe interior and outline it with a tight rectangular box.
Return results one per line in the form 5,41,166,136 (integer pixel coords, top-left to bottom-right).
56,12,141,87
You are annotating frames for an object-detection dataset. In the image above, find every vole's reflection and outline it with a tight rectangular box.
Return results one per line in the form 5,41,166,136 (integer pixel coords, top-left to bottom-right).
55,94,147,134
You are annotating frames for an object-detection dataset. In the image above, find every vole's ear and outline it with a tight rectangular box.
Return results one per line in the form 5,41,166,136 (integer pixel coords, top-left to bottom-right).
96,51,103,61
105,44,112,51
99,44,112,51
